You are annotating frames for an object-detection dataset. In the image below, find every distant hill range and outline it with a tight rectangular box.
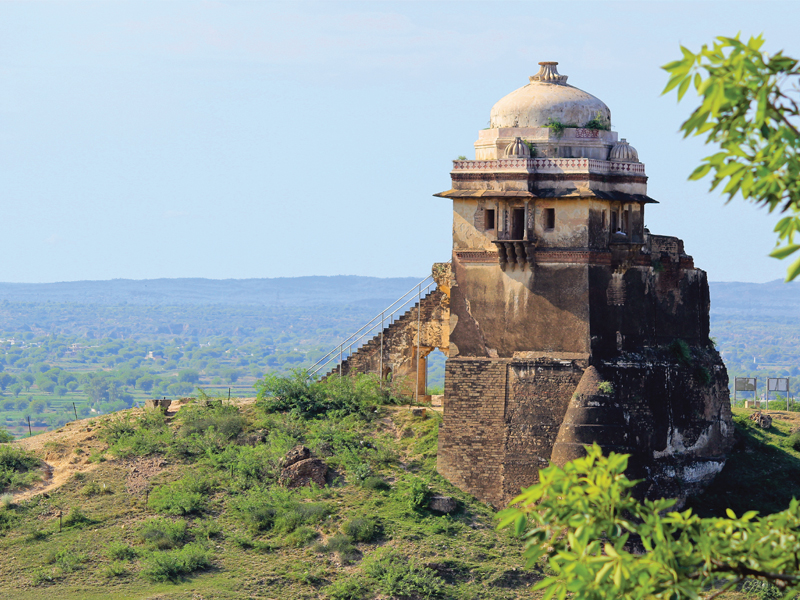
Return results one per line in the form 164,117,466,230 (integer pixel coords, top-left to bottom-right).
0,278,798,316
709,280,800,320
0,277,423,307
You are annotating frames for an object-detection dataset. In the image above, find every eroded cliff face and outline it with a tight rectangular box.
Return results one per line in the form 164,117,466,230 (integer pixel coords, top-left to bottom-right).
551,348,733,506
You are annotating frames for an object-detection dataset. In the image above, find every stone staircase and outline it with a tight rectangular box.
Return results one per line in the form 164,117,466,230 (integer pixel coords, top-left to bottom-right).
321,290,440,381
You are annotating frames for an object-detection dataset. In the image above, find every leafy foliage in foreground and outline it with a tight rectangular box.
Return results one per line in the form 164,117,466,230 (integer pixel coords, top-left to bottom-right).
499,443,800,600
663,35,800,280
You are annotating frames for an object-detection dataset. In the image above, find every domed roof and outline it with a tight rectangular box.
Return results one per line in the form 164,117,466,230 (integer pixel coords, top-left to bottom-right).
609,138,639,162
489,62,611,129
503,137,532,158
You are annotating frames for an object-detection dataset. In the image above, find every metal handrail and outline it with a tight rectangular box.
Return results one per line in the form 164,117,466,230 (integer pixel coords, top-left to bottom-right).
307,274,438,378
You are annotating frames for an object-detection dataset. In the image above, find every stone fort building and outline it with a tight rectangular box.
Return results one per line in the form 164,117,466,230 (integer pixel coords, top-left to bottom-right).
332,62,734,508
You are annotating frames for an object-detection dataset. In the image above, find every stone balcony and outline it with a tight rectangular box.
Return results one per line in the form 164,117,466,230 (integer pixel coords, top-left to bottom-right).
491,240,535,270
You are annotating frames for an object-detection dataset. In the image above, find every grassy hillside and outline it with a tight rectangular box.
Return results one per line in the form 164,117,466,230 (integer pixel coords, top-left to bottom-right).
688,407,800,517
0,377,535,600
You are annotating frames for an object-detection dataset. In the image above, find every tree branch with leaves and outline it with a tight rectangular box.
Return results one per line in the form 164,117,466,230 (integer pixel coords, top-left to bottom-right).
497,444,800,600
663,35,800,280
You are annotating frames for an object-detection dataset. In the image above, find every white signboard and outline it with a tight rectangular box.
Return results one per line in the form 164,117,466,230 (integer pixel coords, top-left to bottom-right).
768,378,789,392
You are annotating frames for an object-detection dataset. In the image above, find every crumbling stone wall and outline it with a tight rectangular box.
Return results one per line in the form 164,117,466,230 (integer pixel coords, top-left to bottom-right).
437,239,733,509
327,264,450,396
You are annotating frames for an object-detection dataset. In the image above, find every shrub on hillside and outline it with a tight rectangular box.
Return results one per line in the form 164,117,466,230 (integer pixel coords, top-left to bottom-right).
140,542,211,582
256,371,400,419
170,396,246,457
787,431,800,452
106,541,138,561
362,548,443,599
62,507,94,529
138,517,188,550
322,533,360,564
149,474,215,516
233,487,331,534
342,517,378,543
100,411,172,457
0,446,40,492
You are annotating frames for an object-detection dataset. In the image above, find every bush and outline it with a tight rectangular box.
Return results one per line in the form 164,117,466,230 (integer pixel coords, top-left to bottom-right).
194,520,222,540
256,371,398,419
178,398,245,440
138,517,188,550
362,476,390,492
322,533,360,564
233,488,330,534
787,431,800,452
325,576,368,600
62,507,93,529
0,506,17,533
670,339,692,365
170,400,247,458
363,549,443,599
102,560,127,578
106,541,138,561
0,445,40,492
274,502,330,533
149,475,214,516
101,411,172,457
140,542,211,582
82,481,113,497
47,547,86,573
342,517,377,543
407,478,431,511
0,428,14,443
284,525,319,547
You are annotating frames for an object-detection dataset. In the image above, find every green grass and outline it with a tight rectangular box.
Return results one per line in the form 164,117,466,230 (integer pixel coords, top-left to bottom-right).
687,408,800,517
0,385,533,599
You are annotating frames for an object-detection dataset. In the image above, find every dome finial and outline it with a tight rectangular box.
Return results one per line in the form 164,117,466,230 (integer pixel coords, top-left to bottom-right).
530,61,568,85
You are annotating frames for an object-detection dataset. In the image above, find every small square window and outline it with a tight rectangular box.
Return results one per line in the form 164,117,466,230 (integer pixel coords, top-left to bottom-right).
544,208,555,230
485,209,496,230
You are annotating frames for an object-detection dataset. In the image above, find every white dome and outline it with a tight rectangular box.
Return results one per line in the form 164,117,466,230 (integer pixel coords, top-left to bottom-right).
489,62,611,129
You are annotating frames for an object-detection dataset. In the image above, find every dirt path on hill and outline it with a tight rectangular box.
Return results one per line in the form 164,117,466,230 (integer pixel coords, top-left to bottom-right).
8,397,234,502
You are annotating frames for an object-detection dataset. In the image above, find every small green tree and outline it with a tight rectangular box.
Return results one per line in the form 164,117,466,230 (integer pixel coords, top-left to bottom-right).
663,35,800,279
178,369,200,384
498,444,800,600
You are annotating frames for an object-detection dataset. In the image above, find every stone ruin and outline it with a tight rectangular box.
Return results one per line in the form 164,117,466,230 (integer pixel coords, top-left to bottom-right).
339,62,734,508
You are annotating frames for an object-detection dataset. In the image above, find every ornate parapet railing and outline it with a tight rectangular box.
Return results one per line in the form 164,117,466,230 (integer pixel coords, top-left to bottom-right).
452,157,646,175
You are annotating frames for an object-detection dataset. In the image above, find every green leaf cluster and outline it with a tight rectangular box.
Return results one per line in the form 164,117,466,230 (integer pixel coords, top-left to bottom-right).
663,35,800,280
498,443,800,600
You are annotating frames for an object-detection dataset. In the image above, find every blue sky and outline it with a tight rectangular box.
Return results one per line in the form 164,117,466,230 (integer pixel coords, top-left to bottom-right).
1,1,798,283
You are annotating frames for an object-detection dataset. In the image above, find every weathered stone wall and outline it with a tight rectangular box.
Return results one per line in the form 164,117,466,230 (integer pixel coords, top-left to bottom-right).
502,359,586,500
449,259,591,359
331,287,449,392
437,358,508,507
437,356,586,507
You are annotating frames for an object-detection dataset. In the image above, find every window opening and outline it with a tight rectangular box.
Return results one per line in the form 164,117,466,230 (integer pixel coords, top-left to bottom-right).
511,208,525,239
623,210,630,234
485,208,496,230
544,208,555,231
601,210,606,230
611,211,618,233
